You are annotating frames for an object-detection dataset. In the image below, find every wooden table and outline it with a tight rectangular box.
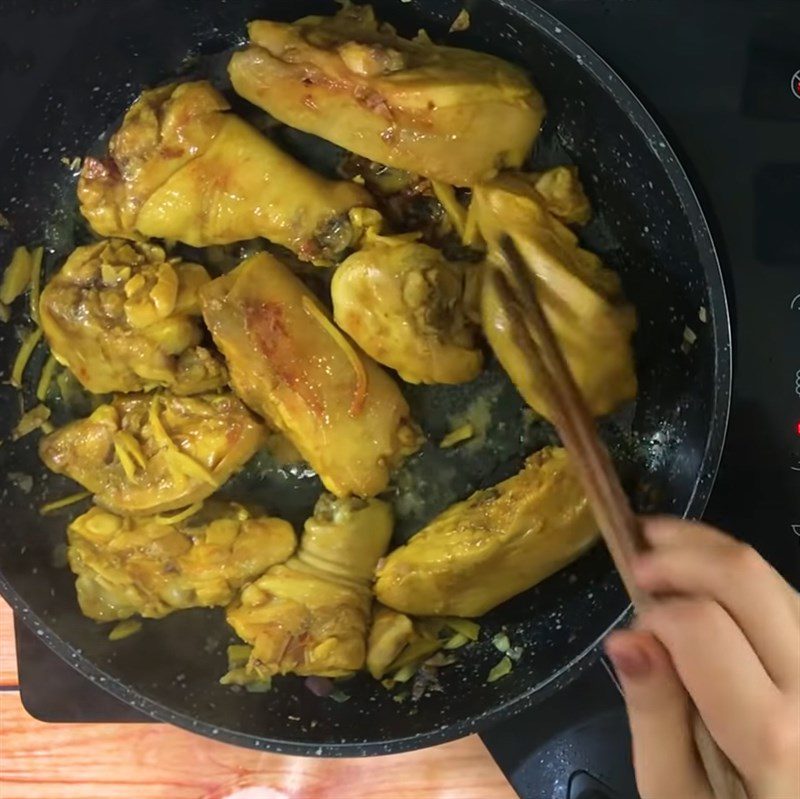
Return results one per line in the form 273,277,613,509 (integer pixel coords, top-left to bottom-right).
0,600,517,799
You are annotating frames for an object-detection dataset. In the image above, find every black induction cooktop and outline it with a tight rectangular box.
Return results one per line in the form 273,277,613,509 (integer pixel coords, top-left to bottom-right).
13,2,800,798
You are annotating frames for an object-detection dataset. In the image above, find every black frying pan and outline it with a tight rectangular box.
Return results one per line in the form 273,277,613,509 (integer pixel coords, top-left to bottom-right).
0,0,730,756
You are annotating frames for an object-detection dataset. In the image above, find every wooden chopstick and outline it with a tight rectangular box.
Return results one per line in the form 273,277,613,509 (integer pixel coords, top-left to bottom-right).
493,236,748,799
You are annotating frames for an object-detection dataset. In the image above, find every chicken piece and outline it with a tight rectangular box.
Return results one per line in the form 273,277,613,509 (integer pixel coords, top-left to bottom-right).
474,173,637,419
68,503,296,622
365,605,415,679
366,611,480,680
78,81,373,265
529,166,592,226
39,239,226,395
375,446,599,617
331,232,482,384
39,393,265,515
228,5,545,187
226,494,393,678
201,252,420,498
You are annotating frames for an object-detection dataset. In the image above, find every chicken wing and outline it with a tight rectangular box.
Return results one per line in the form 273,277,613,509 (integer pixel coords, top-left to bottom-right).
226,494,393,678
228,5,544,187
331,231,482,384
39,239,226,395
475,172,637,419
39,393,265,515
374,446,599,617
78,81,373,265
68,503,296,622
200,252,420,498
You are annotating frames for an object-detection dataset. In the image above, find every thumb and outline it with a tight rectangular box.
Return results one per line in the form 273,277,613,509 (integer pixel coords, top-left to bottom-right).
605,629,713,799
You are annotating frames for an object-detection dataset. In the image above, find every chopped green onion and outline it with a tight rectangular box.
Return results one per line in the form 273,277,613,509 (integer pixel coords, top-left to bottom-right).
109,619,142,641
507,646,524,662
244,680,272,694
226,644,253,669
425,653,457,668
487,656,513,683
219,667,249,686
492,632,511,653
391,664,417,684
449,8,471,32
443,633,469,650
444,617,480,641
329,690,350,703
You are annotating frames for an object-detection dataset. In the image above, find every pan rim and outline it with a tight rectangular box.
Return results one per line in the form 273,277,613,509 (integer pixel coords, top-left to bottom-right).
0,0,732,757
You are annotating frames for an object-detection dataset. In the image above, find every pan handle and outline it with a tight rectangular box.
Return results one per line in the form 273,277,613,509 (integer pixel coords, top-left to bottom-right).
479,656,641,799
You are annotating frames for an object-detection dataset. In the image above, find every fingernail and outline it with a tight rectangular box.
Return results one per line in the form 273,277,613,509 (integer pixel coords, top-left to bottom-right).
607,642,652,679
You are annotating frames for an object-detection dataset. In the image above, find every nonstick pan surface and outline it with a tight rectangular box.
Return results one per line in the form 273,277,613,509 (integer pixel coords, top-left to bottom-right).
0,0,730,755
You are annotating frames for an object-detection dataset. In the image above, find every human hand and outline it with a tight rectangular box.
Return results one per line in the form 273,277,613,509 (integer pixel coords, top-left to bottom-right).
604,517,800,799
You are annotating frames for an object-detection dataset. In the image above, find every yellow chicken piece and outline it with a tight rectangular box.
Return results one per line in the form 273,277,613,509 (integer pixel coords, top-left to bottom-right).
365,605,415,679
78,81,373,265
228,5,545,187
375,447,599,617
201,252,420,498
39,393,265,515
464,166,592,249
475,173,637,419
332,233,482,384
68,503,296,622
529,166,592,226
226,494,393,678
39,239,226,395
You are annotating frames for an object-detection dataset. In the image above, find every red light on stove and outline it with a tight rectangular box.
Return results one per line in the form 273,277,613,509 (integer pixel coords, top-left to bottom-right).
796,421,800,436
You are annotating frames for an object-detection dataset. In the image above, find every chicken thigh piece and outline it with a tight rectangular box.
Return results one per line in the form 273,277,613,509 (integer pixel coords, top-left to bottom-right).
475,172,637,420
200,252,420,498
39,393,266,515
331,233,482,384
78,81,373,265
69,503,296,622
40,239,226,395
228,4,544,187
375,446,599,617
226,494,393,678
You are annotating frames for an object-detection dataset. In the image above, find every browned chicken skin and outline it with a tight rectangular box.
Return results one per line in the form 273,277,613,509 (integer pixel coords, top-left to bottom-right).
78,81,373,265
201,252,420,498
228,5,545,186
40,393,266,515
39,239,226,395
